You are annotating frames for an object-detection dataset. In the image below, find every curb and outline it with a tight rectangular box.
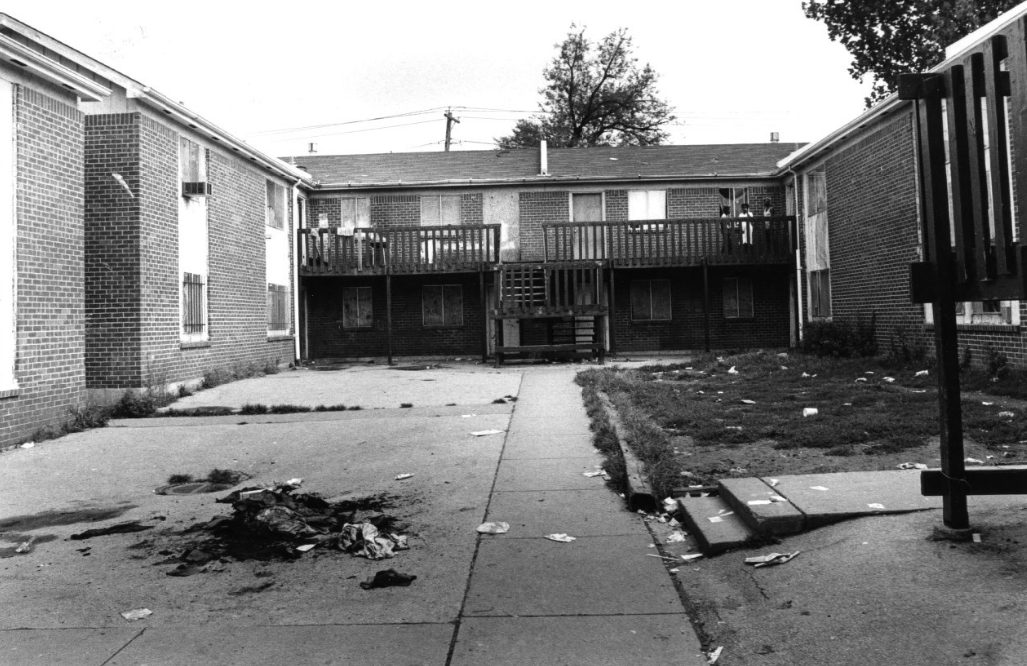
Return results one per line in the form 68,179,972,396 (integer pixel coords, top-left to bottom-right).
597,391,656,512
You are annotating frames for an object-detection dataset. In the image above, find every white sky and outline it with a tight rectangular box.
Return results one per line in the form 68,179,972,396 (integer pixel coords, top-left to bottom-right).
6,0,874,157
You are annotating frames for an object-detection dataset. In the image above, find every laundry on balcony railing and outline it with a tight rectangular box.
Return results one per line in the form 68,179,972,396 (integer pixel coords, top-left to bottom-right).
543,216,795,266
299,224,501,275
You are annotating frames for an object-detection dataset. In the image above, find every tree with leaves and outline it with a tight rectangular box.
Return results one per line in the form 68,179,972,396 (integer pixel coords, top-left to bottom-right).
496,26,675,149
804,0,1020,107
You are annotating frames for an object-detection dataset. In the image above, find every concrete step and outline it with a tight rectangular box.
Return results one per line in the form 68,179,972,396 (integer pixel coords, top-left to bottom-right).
718,477,805,536
675,494,757,555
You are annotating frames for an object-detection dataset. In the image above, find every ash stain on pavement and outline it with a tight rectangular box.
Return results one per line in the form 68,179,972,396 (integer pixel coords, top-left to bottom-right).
0,504,137,532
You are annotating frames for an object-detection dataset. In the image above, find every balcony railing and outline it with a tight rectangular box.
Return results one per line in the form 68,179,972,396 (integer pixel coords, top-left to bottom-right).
299,224,501,275
543,216,796,266
493,261,608,318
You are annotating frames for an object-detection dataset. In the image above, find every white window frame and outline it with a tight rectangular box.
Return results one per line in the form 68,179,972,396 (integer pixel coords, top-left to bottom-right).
0,78,15,393
179,137,209,343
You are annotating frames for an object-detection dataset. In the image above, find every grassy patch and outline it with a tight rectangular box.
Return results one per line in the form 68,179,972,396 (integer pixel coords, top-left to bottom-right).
578,351,1027,489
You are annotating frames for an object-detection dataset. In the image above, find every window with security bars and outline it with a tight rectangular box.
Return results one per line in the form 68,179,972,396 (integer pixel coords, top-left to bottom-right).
268,284,289,333
723,277,754,319
423,285,463,326
182,272,205,334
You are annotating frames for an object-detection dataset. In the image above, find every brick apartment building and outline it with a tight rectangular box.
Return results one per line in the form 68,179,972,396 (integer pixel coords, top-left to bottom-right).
0,15,310,448
779,5,1027,368
288,144,800,362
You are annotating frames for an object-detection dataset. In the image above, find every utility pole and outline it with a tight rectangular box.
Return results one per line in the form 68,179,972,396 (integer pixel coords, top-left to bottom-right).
444,108,460,152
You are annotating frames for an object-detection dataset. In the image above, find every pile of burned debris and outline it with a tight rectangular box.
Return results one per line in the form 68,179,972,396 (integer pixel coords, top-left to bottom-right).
148,480,409,575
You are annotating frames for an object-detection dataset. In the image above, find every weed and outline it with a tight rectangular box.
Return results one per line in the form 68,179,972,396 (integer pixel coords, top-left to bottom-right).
206,468,245,485
110,391,158,419
349,406,363,411
239,404,268,415
313,404,348,412
400,403,413,408
167,474,194,484
178,385,194,399
802,314,878,358
267,404,312,414
492,398,507,404
986,346,1009,378
66,404,110,432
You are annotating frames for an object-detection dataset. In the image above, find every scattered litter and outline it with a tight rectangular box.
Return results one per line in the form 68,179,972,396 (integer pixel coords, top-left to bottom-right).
395,473,414,481
883,377,895,383
476,522,510,535
855,377,867,383
843,402,852,406
747,500,772,506
295,544,316,553
681,553,704,561
897,462,928,470
915,370,929,377
864,371,875,375
810,486,829,491
583,468,610,479
982,402,994,406
801,372,810,378
470,429,504,437
707,646,724,664
545,533,576,543
727,366,738,375
662,497,678,513
745,551,800,568
669,568,680,573
668,517,681,528
666,532,688,543
71,521,153,540
360,569,416,590
20,442,34,449
14,536,35,554
726,426,743,431
999,411,1016,418
867,503,886,510
120,608,153,621
741,399,756,405
339,522,408,560
802,408,818,417
972,533,982,543
648,553,679,561
461,414,477,418
964,458,984,465
768,478,779,487
768,495,788,503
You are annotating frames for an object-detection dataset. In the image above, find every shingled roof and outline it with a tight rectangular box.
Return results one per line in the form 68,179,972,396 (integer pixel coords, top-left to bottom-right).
285,143,803,188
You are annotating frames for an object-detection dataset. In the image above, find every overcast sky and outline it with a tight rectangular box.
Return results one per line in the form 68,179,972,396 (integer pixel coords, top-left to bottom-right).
6,0,874,157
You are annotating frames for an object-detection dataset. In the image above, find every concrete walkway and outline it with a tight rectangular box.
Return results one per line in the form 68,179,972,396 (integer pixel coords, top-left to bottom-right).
449,367,705,665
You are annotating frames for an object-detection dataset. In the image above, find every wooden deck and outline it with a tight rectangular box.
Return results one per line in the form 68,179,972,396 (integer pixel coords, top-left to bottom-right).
543,216,795,267
298,224,501,276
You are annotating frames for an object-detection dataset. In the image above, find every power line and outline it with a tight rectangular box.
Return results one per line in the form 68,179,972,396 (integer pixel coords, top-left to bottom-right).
286,118,441,140
254,107,449,136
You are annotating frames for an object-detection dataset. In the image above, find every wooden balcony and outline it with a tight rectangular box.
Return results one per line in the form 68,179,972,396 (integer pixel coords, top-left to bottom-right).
493,261,608,318
298,224,501,276
543,216,796,267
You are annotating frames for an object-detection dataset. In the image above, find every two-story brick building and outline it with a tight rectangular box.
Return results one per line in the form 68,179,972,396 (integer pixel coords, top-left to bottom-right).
289,142,800,362
0,15,311,448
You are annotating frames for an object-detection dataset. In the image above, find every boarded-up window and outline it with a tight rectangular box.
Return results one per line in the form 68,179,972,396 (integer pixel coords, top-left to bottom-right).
723,277,754,319
179,137,206,184
182,272,206,334
421,195,461,226
630,280,671,321
266,180,286,230
628,190,667,220
809,269,831,318
340,197,370,235
268,284,289,332
804,170,829,273
342,287,373,329
423,285,463,326
572,193,603,222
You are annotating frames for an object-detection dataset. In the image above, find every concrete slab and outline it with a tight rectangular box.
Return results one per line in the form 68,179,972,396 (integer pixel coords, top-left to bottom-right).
107,623,453,666
0,628,140,666
676,495,756,554
719,477,805,535
464,536,683,616
769,470,940,529
486,489,647,537
493,457,606,491
451,615,706,666
500,429,597,459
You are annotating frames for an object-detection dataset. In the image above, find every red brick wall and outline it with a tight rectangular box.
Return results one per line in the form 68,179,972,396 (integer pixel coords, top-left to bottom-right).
519,191,568,261
305,274,487,358
611,266,791,352
0,86,85,448
84,112,294,392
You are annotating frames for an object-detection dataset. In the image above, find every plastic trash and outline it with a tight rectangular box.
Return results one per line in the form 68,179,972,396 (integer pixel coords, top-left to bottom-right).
768,495,788,503
476,522,510,534
395,473,414,480
965,458,984,465
972,533,982,543
897,462,928,470
801,372,810,377
662,497,678,513
802,407,818,417
982,402,994,406
583,469,609,478
681,553,704,561
883,377,896,383
708,646,724,664
295,544,316,552
747,500,772,506
470,429,504,436
14,536,35,554
741,399,756,405
999,411,1016,418
810,485,829,491
20,442,34,449
868,503,885,510
727,366,738,375
666,532,688,543
745,551,800,568
855,377,867,383
545,533,576,543
915,370,929,376
768,478,780,487
120,608,153,621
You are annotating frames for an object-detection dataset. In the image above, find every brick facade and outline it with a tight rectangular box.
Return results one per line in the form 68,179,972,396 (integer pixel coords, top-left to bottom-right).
0,85,86,449
84,111,295,394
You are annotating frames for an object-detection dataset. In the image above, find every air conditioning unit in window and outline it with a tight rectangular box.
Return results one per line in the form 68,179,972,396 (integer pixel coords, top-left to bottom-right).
182,182,212,198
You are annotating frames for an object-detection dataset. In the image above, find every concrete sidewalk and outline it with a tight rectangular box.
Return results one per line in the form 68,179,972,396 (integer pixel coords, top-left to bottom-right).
449,367,705,665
